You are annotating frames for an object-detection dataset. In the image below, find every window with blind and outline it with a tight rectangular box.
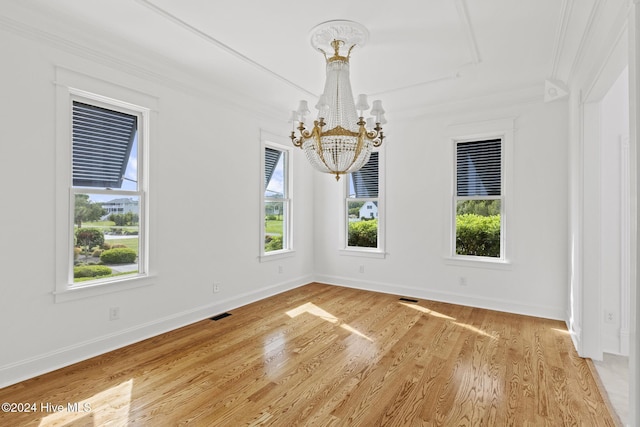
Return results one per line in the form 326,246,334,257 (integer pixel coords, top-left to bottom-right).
454,138,503,258
70,98,147,285
346,152,380,249
263,144,291,254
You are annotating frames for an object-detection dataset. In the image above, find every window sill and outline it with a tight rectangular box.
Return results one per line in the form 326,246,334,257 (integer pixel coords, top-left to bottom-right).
54,274,156,303
444,256,512,270
259,249,296,263
339,248,387,259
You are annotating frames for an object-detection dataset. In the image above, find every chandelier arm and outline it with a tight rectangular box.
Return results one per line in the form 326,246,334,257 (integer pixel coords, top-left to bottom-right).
372,123,384,146
299,123,314,139
290,133,302,147
373,131,384,147
291,121,318,148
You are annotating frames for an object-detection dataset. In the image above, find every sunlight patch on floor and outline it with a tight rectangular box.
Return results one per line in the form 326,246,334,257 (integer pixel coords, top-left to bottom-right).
38,378,133,426
287,302,373,341
399,302,456,320
400,302,495,339
287,302,339,323
453,322,496,339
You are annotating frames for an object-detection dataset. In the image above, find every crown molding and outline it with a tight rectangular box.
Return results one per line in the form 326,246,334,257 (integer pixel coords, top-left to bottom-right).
581,0,632,101
0,14,176,87
550,0,574,79
0,13,293,123
567,0,602,85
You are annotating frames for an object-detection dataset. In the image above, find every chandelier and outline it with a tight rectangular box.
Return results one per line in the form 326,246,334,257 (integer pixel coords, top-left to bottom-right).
290,20,386,181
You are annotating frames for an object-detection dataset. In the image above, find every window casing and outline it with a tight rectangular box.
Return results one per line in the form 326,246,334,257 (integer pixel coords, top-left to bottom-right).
55,68,155,301
453,138,504,259
343,151,385,255
262,142,292,257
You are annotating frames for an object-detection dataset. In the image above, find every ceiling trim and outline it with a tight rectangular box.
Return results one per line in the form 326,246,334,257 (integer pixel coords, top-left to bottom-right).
549,0,573,79
394,84,543,120
369,70,463,97
454,0,481,64
0,14,163,83
0,13,290,122
135,0,482,103
134,0,316,98
567,0,602,85
581,0,632,101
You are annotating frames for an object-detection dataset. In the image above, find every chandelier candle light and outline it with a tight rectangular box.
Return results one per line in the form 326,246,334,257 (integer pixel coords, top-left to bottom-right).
290,20,386,180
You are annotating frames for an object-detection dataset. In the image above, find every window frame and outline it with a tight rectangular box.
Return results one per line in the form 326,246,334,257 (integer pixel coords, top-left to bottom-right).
54,68,156,302
260,135,294,261
340,148,386,258
453,138,504,260
447,120,513,267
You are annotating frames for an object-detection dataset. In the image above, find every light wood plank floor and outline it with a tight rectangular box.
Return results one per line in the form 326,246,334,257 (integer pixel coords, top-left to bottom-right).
0,283,617,426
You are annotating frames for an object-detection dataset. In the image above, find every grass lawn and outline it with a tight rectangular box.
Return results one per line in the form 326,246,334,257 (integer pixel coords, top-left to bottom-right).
81,221,138,233
265,220,283,235
82,220,116,227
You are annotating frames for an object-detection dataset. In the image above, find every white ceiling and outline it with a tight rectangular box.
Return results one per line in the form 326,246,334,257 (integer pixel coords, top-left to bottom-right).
4,0,601,118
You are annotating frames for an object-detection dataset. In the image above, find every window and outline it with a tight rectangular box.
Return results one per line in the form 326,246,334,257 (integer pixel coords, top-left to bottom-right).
454,138,503,258
54,68,156,301
345,152,383,251
70,98,147,285
263,143,291,255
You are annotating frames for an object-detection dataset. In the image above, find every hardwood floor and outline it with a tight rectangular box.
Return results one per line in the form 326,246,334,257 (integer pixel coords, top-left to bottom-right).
0,283,617,426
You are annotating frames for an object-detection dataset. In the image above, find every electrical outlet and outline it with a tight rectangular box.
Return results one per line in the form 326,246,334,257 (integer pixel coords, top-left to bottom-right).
359,265,365,274
213,282,221,293
459,277,467,286
109,307,120,321
278,265,284,274
604,310,615,324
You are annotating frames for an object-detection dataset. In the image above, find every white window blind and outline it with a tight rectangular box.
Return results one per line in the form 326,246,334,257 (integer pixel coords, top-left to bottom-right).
72,101,137,189
264,147,282,191
456,139,501,197
350,152,379,198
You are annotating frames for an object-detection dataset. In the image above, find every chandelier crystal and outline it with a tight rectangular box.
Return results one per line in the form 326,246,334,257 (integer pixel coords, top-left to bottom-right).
290,20,386,181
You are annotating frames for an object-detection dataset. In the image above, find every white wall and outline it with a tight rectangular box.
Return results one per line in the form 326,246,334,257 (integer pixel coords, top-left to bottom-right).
0,22,315,387
315,101,569,320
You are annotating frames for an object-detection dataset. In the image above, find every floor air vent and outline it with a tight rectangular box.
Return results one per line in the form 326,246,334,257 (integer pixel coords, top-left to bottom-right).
210,312,232,321
399,297,419,303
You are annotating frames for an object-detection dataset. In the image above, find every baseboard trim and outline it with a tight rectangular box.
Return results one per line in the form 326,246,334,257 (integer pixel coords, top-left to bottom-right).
314,274,566,320
0,275,311,389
